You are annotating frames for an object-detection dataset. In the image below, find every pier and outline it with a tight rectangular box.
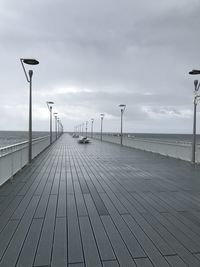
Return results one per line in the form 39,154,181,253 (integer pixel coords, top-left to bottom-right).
0,133,200,266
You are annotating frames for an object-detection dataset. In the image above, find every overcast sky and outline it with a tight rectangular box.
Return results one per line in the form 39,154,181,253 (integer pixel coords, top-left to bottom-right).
0,0,200,133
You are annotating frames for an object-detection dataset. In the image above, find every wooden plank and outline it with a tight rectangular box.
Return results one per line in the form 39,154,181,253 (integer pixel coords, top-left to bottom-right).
146,193,200,237
86,180,109,216
165,255,188,267
195,253,200,260
11,177,43,220
56,180,67,217
162,212,200,251
0,221,19,260
51,217,67,267
138,192,168,213
134,258,154,267
79,216,102,267
34,181,52,218
84,194,115,261
0,196,5,203
157,192,186,212
77,174,90,194
67,171,74,195
102,260,120,267
79,158,128,215
68,263,85,267
34,194,57,266
16,218,43,267
67,194,84,264
153,212,200,253
0,196,40,267
117,192,175,256
51,172,61,195
0,195,22,233
100,193,146,259
122,214,170,267
142,212,200,267
33,172,49,195
0,182,25,215
74,180,88,217
101,215,136,267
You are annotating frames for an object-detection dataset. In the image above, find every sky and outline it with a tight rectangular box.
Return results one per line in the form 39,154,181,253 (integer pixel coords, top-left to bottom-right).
0,0,200,133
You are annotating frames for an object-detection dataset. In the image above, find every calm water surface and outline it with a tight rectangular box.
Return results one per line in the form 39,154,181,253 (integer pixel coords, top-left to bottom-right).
0,131,199,149
0,131,50,148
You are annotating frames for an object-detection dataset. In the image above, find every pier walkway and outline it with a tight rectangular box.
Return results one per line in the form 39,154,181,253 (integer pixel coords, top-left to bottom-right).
0,133,200,267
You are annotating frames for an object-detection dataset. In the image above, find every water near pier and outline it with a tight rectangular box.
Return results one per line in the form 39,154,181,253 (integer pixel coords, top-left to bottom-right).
127,133,200,144
0,131,49,148
105,133,200,145
0,131,199,149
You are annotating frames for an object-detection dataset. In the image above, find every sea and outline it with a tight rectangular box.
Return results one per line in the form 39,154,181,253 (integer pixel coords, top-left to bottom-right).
0,131,200,149
126,133,200,145
0,131,49,148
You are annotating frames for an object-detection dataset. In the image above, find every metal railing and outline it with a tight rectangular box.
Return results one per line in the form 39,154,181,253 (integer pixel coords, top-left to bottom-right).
0,135,51,186
92,133,200,163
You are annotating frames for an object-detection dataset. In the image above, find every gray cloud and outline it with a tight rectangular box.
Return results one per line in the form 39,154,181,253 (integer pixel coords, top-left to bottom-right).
0,0,199,133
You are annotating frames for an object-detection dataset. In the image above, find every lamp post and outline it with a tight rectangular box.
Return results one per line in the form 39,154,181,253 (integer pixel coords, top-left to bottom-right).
59,120,63,136
57,117,60,138
119,104,126,146
189,69,200,164
61,122,64,134
20,58,39,164
100,114,104,141
91,118,94,138
82,123,84,136
59,120,62,136
46,101,54,144
85,121,88,138
53,112,58,140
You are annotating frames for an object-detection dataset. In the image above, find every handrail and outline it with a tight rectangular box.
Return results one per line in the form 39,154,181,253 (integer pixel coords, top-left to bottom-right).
92,133,200,163
0,135,50,157
93,133,197,146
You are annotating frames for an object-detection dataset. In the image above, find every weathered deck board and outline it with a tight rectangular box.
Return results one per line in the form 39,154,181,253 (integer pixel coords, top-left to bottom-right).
0,133,200,266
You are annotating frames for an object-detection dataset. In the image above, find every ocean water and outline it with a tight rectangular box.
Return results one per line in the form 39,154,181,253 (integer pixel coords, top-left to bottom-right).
106,132,200,145
0,131,199,149
126,133,200,144
0,131,50,148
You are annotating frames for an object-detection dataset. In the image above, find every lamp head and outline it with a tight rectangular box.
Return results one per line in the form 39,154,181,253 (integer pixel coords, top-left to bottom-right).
189,69,200,75
119,104,126,108
119,104,126,112
22,58,39,65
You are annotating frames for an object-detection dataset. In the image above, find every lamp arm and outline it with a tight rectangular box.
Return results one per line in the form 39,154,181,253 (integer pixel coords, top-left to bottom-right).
20,59,30,82
46,102,50,111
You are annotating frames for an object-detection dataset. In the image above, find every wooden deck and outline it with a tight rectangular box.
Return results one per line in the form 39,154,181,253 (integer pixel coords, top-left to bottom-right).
0,133,200,267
